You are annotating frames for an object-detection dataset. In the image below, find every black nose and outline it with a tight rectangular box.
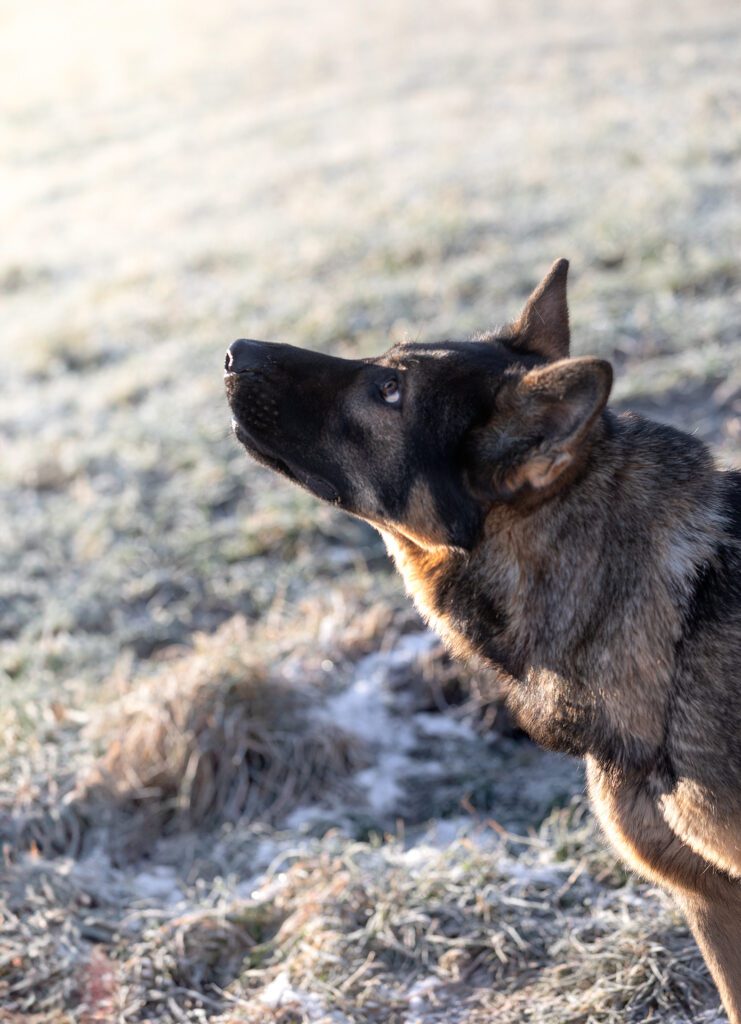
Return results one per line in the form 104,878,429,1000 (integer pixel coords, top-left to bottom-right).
225,338,264,374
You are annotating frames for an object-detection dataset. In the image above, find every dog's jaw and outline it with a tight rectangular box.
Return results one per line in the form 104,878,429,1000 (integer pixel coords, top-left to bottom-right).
230,416,341,504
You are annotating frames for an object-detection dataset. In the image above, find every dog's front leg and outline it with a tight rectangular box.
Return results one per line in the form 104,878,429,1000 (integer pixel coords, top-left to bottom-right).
587,758,741,1021
679,889,741,1024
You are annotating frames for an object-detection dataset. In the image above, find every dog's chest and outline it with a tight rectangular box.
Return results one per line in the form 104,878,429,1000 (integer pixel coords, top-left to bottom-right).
384,532,603,756
384,533,518,670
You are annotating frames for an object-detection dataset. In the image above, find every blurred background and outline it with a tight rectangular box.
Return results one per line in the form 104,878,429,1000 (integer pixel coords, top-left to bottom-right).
1,1,739,1021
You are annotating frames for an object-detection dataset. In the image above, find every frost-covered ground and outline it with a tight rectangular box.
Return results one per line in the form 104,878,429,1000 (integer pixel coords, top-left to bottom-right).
0,616,720,1022
1,0,740,1021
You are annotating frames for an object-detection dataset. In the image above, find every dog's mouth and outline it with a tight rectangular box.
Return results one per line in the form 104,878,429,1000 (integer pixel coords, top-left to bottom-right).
231,417,341,503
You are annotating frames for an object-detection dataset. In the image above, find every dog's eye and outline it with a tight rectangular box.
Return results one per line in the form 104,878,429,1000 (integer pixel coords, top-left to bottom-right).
380,379,401,404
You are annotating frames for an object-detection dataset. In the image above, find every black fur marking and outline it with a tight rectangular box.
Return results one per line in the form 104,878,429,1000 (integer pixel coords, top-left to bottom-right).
430,557,514,669
683,472,741,637
431,479,483,550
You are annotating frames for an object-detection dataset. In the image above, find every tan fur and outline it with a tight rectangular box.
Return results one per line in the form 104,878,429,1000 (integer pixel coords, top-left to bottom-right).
501,452,569,494
662,781,741,878
682,894,741,1022
381,529,479,661
387,412,741,1021
226,262,741,1019
396,479,455,549
589,762,741,1021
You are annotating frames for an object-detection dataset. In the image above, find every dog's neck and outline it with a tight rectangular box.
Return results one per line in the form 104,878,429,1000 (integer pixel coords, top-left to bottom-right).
384,411,725,769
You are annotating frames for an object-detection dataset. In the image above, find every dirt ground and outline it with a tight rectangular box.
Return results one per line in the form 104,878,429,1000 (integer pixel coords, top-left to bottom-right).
1,0,740,1021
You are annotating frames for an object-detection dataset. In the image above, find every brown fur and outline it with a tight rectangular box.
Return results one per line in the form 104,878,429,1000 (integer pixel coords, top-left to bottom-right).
225,260,741,1019
385,404,741,1017
386,394,741,1022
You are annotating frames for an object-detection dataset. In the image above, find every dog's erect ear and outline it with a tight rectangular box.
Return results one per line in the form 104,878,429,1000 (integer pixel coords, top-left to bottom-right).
509,258,570,361
472,357,612,502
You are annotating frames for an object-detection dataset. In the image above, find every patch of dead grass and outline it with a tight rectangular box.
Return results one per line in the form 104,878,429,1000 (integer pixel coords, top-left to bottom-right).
218,813,716,1024
76,617,364,860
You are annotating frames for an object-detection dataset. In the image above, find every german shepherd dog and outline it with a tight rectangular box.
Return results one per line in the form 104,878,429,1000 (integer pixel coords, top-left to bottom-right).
224,260,741,1021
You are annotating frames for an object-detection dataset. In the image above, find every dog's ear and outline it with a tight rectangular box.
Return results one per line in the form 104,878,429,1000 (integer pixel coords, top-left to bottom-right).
471,357,612,502
508,258,570,361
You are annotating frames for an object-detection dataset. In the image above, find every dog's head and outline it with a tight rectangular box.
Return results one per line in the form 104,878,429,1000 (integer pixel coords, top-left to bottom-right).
225,259,612,550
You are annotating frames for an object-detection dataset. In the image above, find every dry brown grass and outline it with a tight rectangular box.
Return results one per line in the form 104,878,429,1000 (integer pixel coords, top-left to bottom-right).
1,0,739,1020
74,602,504,862
2,799,720,1023
0,606,720,1022
77,617,361,861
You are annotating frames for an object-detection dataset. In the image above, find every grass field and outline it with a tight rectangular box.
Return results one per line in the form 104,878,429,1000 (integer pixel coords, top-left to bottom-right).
1,0,740,1020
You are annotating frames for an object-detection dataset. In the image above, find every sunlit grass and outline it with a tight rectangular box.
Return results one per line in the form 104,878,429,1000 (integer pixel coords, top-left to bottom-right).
0,0,738,1019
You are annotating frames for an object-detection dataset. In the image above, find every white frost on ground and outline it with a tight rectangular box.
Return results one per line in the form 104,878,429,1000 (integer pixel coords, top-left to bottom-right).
131,863,183,903
316,630,482,818
2,621,721,1022
325,631,438,741
414,711,477,739
405,975,445,1023
259,971,320,1011
354,753,413,815
416,815,482,850
259,971,354,1023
